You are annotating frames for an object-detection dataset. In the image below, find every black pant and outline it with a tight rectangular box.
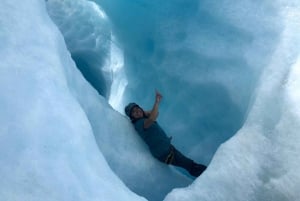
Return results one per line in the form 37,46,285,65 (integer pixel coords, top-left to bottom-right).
158,145,207,177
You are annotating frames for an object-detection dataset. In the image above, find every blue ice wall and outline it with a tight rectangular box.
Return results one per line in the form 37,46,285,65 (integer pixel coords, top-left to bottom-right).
93,0,282,164
3,1,299,201
47,0,113,98
48,0,284,184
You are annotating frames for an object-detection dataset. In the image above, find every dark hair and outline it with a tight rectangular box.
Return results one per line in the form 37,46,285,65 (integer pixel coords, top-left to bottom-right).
131,110,147,123
125,103,138,117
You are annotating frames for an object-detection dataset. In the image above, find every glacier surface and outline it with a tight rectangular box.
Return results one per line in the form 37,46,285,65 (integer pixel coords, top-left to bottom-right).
1,0,300,201
0,0,145,201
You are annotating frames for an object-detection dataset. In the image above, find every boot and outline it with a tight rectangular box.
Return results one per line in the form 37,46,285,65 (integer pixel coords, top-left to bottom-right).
189,162,207,177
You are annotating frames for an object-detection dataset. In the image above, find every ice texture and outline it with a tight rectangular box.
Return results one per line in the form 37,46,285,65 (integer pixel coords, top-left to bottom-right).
0,0,145,200
164,1,300,201
46,0,126,104
46,1,194,201
94,0,284,166
1,0,300,201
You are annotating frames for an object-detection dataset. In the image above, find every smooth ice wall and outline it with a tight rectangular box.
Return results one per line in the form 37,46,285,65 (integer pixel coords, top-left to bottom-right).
165,2,300,200
0,0,146,200
46,0,127,111
46,0,114,98
93,0,283,165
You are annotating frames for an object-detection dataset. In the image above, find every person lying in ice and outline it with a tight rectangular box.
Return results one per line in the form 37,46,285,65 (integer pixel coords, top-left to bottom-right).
125,90,206,177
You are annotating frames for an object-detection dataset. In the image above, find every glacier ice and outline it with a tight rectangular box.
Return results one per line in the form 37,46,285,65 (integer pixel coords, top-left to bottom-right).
1,0,300,201
46,0,127,112
94,0,285,167
46,1,194,201
0,0,145,200
164,2,300,201
46,0,124,102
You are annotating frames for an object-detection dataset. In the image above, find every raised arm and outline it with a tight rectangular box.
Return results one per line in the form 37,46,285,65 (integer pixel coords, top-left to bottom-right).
144,90,162,128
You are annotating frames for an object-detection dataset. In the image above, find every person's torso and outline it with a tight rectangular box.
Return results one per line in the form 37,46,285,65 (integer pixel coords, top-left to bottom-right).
134,118,171,157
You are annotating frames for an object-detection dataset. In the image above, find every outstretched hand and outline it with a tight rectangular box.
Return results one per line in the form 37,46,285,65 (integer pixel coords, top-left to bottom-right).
155,90,163,103
144,90,162,128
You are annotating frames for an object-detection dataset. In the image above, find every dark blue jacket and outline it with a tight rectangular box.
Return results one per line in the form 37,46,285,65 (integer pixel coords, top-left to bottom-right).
134,118,172,158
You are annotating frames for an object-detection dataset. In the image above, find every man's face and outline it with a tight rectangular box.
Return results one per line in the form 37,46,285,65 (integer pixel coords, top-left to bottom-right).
131,106,143,119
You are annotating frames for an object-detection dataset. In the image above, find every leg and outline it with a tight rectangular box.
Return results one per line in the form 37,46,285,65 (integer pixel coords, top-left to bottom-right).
170,146,206,177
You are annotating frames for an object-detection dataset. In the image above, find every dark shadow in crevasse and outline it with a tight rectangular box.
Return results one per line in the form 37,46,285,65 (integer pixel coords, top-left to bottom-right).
71,51,111,98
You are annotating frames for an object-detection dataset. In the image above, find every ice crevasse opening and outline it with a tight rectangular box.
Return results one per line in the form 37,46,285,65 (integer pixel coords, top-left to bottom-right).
1,0,300,201
46,0,300,200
